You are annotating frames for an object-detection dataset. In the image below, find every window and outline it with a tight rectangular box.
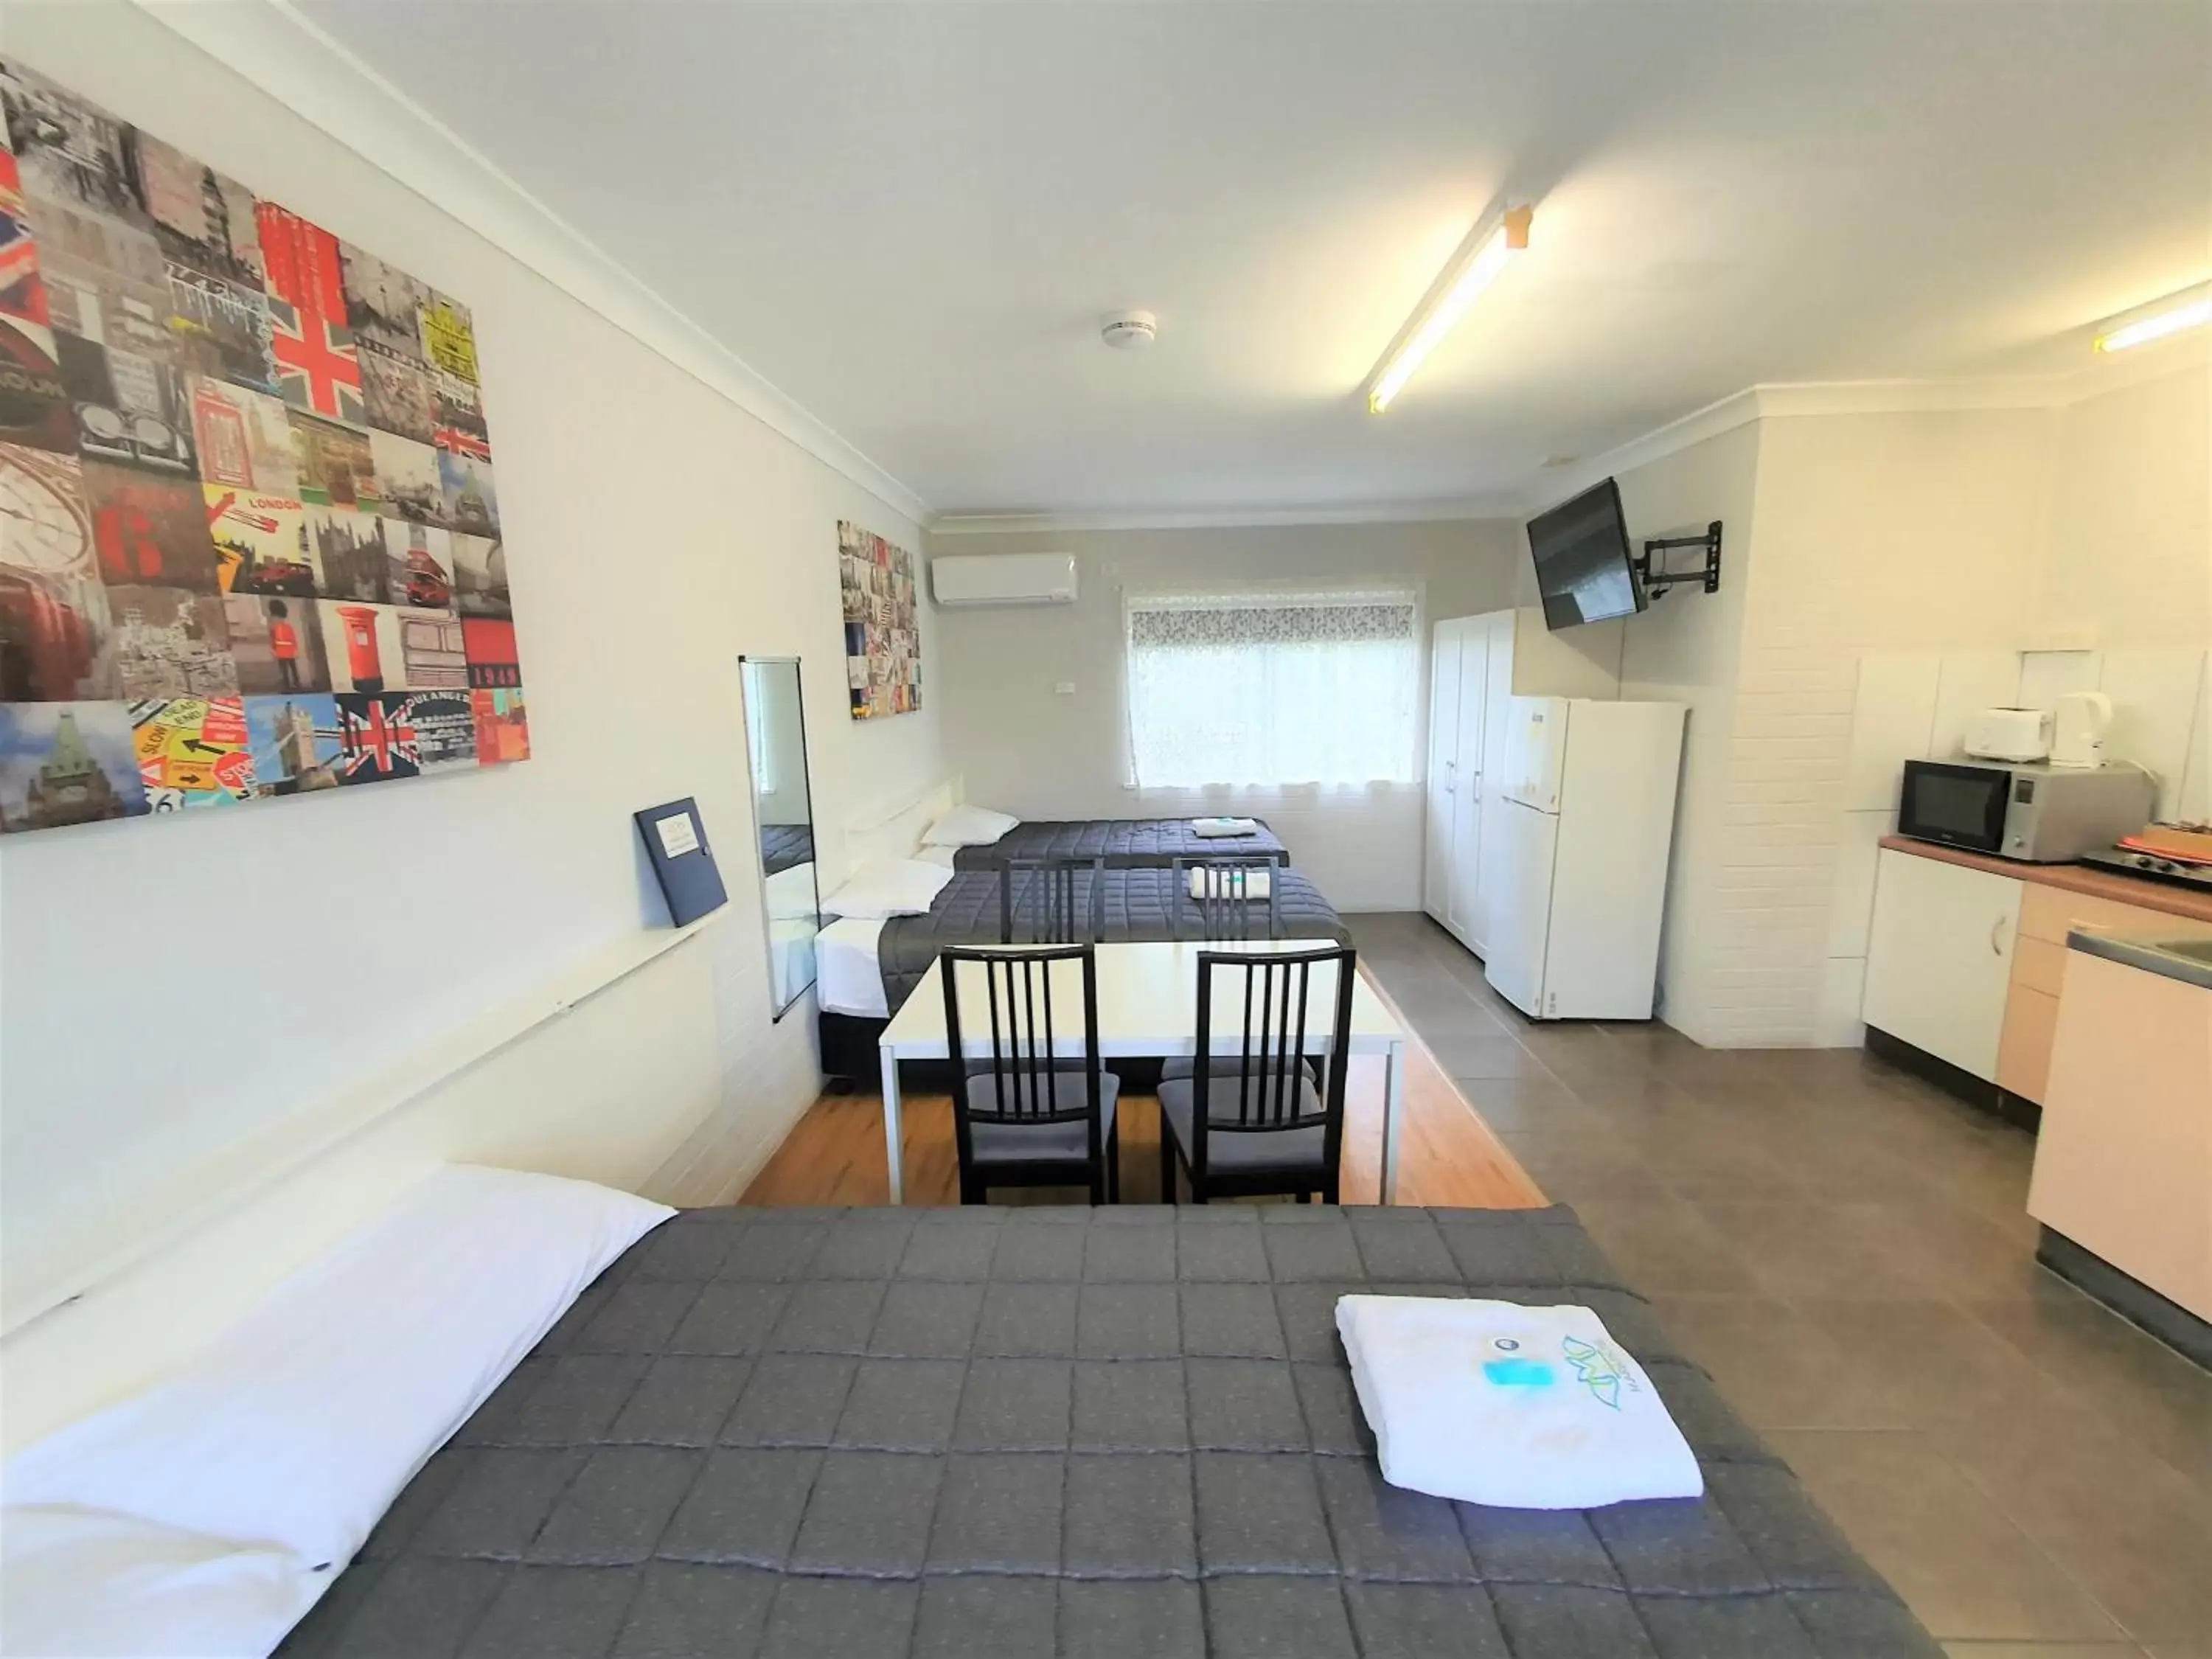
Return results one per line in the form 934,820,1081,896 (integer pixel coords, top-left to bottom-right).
742,660,775,795
1124,589,1420,787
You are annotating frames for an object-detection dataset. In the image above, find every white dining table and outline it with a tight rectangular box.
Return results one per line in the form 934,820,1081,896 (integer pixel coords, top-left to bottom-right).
875,939,1409,1203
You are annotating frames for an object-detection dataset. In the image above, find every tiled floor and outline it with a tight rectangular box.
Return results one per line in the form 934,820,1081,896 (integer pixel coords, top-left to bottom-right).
1346,912,2212,1659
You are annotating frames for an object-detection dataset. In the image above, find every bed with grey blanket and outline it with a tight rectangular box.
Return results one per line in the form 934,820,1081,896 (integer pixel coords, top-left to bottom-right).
277,1204,1938,1659
759,824,813,876
952,817,1291,872
879,866,1350,1013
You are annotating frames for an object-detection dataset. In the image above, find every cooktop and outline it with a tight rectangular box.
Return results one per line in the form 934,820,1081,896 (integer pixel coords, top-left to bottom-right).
2076,846,2212,893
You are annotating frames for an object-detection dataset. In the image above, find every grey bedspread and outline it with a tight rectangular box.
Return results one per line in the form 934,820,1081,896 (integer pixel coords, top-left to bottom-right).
879,866,1352,1012
278,1204,1937,1659
759,824,813,876
953,818,1290,872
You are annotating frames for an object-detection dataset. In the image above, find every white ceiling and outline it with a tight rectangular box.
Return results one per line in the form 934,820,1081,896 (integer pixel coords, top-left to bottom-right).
299,1,2209,521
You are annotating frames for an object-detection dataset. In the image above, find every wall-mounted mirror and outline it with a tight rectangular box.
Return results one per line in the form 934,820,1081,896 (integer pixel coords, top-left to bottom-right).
740,656,821,1018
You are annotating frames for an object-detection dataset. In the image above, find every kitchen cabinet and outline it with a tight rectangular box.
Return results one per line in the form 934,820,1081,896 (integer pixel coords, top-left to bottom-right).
1423,608,1620,953
2030,933,2212,1342
1997,883,2212,1107
1863,847,2022,1083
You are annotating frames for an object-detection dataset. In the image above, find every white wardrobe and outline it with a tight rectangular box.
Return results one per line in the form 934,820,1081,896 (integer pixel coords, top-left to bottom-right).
1424,608,1623,955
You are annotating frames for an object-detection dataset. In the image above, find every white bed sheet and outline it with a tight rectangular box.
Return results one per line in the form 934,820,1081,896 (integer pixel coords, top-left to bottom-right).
815,917,889,1018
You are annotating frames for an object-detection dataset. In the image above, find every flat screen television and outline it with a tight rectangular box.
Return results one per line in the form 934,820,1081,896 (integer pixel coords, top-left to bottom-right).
1528,477,1646,630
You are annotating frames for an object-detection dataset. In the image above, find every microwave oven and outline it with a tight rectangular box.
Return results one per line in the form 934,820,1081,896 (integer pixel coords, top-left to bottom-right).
1896,760,2155,862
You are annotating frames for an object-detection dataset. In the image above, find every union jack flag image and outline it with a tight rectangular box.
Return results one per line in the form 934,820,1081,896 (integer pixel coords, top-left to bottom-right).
0,150,49,327
335,692,422,783
268,294,366,427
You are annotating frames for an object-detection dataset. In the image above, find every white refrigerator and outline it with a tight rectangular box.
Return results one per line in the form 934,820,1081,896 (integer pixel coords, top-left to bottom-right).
1484,696,1688,1020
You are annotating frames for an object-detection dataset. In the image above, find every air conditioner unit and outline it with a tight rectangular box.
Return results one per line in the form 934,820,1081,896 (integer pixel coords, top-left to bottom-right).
930,552,1078,608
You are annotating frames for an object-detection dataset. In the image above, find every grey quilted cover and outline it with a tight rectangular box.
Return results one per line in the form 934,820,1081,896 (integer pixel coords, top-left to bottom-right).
878,867,1351,1012
759,825,813,877
953,818,1290,872
278,1205,1938,1659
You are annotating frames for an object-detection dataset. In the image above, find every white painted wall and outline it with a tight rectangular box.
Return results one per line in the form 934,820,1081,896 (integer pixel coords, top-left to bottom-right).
928,521,1525,910
1603,423,1761,1046
0,3,945,1435
2039,356,2211,655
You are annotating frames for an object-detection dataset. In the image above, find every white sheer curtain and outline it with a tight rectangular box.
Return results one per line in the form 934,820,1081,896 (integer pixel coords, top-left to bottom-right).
1124,589,1421,787
742,661,775,795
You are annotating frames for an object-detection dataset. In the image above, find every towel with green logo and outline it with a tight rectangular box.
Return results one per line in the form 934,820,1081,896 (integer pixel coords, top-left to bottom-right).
1335,1294,1703,1509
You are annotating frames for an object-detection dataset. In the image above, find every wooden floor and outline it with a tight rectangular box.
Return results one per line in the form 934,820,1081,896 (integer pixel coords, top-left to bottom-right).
742,968,1547,1208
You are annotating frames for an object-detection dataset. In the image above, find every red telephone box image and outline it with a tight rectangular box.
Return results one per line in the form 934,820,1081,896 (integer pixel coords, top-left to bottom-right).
335,604,384,692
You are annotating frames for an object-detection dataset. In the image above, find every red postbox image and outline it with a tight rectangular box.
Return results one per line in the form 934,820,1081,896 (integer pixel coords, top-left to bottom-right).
335,604,383,692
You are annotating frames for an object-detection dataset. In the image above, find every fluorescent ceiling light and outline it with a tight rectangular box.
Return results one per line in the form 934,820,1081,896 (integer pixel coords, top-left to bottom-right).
2093,295,2211,352
1367,205,1532,414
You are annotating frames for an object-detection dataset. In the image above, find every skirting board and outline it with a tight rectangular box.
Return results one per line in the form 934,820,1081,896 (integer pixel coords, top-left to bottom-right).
2037,1225,2212,1371
1863,1026,2042,1133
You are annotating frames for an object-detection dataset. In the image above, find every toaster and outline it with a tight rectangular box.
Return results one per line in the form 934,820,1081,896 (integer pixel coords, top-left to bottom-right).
1963,706,2053,763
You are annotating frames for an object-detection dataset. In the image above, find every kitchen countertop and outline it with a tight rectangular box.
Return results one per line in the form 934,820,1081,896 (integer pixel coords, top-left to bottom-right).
1879,835,2212,925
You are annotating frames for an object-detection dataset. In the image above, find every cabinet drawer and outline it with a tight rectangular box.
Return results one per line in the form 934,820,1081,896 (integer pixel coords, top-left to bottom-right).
2020,883,2212,947
1997,984,2060,1105
2012,934,2070,998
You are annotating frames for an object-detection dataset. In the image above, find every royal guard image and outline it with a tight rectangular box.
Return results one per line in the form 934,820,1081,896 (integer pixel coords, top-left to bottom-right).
264,599,303,690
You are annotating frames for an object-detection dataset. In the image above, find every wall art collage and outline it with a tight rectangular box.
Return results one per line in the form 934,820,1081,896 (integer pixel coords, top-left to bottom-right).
0,58,529,834
838,519,918,720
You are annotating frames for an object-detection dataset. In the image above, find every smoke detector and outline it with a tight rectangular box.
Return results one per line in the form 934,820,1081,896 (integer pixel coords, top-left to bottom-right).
1101,310,1157,349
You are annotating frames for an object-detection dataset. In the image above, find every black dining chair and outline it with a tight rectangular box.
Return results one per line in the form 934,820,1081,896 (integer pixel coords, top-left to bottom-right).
1158,944,1357,1205
998,855,1106,945
1170,855,1281,943
942,942,1121,1205
1160,857,1302,1087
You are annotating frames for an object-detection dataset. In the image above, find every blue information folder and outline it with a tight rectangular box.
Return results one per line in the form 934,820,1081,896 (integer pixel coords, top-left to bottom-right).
635,798,728,927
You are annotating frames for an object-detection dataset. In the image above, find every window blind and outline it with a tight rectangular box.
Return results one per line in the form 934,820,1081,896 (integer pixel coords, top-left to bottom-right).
1124,588,1420,787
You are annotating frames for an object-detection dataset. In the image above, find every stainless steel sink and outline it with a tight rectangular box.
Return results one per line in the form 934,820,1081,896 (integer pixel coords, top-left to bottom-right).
2068,928,2212,991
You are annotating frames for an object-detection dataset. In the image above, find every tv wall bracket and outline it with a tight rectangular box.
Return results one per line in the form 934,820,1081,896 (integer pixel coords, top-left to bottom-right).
1634,521,1723,599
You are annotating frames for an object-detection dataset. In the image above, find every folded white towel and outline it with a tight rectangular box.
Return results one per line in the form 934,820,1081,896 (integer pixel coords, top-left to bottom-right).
1335,1295,1703,1509
1188,866,1271,900
1190,817,1259,838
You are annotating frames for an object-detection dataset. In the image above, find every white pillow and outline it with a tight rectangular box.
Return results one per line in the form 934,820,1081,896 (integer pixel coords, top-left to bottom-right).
921,804,1018,847
763,861,820,920
1,1165,671,1570
0,1506,324,1659
914,844,959,869
821,857,955,919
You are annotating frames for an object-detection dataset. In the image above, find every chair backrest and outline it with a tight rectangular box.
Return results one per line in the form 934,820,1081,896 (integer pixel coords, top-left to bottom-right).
1189,945,1357,1167
1172,856,1281,942
999,855,1106,944
940,943,1103,1135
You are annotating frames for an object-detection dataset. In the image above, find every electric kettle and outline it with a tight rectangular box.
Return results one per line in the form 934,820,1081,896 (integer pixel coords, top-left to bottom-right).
2049,691,2112,768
